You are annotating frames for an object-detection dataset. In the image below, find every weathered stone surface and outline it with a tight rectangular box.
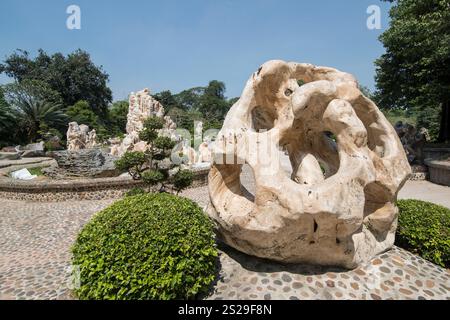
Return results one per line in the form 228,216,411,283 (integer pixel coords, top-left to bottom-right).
208,60,411,269
67,122,98,151
18,142,45,158
0,152,21,161
110,89,178,157
198,142,212,163
425,159,450,186
43,149,119,179
395,122,430,164
0,146,18,153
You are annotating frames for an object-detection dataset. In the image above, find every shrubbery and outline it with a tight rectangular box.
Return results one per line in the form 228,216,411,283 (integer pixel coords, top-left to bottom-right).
114,116,193,193
72,193,218,300
124,187,146,197
396,199,450,268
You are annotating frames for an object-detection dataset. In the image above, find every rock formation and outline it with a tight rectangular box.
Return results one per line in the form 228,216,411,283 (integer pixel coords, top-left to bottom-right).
208,60,411,269
86,129,98,149
395,121,430,164
198,142,212,163
67,122,98,151
43,149,119,179
110,89,178,157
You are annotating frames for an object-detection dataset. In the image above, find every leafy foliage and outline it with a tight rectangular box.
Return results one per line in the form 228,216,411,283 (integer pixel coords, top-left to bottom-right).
108,100,129,135
125,187,146,197
375,0,450,141
0,90,18,146
114,151,146,180
2,81,67,143
396,199,450,268
142,169,165,186
383,108,417,127
0,49,112,116
115,116,193,193
173,170,194,194
153,81,238,132
66,100,99,129
72,193,218,300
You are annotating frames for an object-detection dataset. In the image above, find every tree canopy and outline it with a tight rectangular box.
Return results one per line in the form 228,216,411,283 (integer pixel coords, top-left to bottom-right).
374,0,450,141
0,49,112,117
153,80,237,133
2,81,67,143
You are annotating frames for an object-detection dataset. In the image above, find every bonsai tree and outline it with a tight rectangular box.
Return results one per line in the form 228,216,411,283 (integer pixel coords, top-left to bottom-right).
115,116,193,194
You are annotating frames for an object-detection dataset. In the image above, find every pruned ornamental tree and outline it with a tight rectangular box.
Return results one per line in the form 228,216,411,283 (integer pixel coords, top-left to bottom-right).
115,117,193,194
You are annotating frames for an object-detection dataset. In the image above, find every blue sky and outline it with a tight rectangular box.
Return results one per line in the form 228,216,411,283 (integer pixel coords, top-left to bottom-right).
0,0,392,101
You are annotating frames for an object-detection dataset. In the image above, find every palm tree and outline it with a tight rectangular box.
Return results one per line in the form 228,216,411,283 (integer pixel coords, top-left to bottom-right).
14,97,67,143
0,94,18,144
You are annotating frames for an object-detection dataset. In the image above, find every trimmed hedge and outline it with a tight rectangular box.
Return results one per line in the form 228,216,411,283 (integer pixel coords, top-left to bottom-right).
72,193,218,300
396,199,450,268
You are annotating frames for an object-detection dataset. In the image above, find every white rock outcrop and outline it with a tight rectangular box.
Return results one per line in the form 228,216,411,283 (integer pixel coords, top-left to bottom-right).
110,89,177,157
67,122,98,151
208,60,411,268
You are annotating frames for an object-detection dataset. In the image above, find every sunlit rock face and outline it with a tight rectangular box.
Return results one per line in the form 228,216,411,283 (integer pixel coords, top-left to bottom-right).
67,122,98,151
207,60,411,269
110,88,177,157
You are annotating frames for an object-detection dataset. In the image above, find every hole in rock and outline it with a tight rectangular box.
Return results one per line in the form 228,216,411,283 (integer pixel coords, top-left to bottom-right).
239,164,256,202
251,106,277,131
313,219,318,233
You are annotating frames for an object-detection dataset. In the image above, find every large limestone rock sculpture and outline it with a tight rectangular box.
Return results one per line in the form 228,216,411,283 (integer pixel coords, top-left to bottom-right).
110,89,178,157
208,60,411,268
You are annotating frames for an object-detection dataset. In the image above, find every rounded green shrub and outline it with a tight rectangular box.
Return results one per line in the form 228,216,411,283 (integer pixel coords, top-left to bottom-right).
72,193,218,300
396,199,450,268
142,169,165,186
173,169,194,193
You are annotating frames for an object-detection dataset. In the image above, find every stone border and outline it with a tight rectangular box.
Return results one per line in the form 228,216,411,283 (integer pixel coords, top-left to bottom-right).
425,159,450,187
0,168,209,202
423,147,450,161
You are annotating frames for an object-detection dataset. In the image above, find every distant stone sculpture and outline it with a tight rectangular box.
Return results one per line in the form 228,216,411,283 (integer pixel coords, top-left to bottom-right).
395,121,430,164
110,89,178,157
86,129,98,149
197,142,212,163
208,60,411,268
181,142,197,166
67,122,98,151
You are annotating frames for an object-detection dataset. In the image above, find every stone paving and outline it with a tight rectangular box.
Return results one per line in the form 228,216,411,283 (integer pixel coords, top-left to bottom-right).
0,199,114,300
0,166,449,300
207,245,449,300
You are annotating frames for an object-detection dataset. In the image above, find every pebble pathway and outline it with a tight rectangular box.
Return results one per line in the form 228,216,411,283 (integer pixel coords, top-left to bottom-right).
1,189,449,300
207,245,450,300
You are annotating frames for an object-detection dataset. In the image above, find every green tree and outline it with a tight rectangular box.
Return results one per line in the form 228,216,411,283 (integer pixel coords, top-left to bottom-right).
155,81,235,131
175,87,204,111
153,90,178,112
66,100,99,129
115,117,192,193
108,100,129,135
374,0,450,141
167,107,189,129
0,90,18,146
0,49,112,117
198,80,229,120
2,81,67,143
